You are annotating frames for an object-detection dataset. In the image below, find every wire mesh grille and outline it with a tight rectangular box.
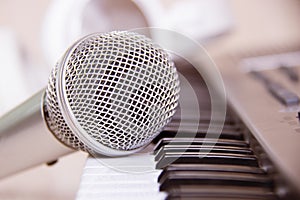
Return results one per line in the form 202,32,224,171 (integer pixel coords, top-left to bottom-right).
44,31,179,152
44,64,88,151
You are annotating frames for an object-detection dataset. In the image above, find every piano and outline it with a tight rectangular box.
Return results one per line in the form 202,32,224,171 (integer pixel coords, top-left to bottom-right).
76,49,300,200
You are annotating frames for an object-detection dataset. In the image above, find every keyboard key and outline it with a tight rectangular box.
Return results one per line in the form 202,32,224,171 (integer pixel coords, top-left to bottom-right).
159,171,273,190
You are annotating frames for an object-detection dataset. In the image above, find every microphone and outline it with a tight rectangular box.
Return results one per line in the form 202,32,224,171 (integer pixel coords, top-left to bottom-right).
0,31,180,178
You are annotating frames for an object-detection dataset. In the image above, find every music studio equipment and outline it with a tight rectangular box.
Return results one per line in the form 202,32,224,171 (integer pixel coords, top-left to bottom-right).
0,31,180,179
76,50,300,200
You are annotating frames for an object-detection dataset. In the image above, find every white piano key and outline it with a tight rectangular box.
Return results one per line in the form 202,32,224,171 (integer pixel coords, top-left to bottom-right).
76,154,166,200
77,192,166,200
80,172,161,183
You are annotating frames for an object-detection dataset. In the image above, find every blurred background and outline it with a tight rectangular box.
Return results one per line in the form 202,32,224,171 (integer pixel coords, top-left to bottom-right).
0,0,300,199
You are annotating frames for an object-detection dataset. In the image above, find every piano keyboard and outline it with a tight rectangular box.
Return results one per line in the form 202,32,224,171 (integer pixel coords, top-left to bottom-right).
76,59,299,200
153,116,277,200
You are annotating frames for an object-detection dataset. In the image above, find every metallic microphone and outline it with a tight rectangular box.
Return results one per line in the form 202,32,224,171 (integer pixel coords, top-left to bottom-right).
0,31,180,178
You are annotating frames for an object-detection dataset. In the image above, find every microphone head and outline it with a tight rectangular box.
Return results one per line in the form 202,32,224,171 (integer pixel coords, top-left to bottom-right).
43,31,180,156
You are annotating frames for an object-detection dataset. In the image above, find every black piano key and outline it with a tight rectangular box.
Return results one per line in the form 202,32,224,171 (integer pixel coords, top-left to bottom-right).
153,129,244,144
156,153,258,169
166,185,278,200
160,164,265,175
170,114,237,125
158,164,267,189
154,138,249,152
159,171,274,191
166,118,241,130
170,118,236,126
162,128,244,139
155,145,253,162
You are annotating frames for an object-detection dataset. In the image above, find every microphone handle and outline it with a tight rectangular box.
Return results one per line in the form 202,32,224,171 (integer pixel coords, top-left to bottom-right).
0,89,74,179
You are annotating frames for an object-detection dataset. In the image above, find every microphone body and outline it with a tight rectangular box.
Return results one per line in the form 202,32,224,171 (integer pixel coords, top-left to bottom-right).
0,31,180,178
0,90,74,178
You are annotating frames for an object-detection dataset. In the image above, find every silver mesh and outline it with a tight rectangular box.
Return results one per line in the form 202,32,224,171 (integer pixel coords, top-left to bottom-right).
44,64,89,151
44,31,179,155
